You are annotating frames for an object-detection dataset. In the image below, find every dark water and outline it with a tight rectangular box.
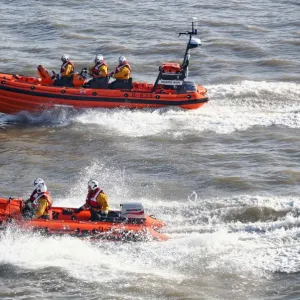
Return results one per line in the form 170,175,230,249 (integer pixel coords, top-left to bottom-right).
1,0,300,299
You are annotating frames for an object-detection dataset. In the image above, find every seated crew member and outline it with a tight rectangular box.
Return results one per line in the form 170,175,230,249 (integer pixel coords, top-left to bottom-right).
24,182,53,219
23,178,45,214
74,179,110,221
87,54,108,88
109,56,132,89
53,54,75,87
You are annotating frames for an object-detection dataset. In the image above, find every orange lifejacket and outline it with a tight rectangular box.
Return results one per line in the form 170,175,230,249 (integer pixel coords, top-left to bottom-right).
85,188,104,209
91,61,107,77
32,191,53,214
115,62,131,73
60,61,74,77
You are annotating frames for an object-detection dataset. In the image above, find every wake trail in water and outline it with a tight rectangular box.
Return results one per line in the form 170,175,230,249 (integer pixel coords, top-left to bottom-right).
1,81,300,136
1,193,300,280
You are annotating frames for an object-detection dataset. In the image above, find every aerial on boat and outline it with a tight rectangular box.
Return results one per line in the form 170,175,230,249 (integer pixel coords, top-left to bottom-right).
0,19,208,114
0,197,167,241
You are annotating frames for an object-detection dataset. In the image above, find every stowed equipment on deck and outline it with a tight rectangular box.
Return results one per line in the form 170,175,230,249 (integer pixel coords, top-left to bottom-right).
152,17,202,94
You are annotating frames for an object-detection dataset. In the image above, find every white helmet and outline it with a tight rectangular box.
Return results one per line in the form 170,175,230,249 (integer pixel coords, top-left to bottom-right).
36,183,47,193
33,178,45,186
88,179,99,191
61,54,69,62
118,55,126,64
94,54,104,63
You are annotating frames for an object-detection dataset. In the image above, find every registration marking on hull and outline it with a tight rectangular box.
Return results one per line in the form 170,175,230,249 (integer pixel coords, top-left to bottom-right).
54,104,74,108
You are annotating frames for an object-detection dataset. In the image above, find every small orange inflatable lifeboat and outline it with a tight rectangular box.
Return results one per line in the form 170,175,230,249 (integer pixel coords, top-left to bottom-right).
0,197,167,242
0,20,208,115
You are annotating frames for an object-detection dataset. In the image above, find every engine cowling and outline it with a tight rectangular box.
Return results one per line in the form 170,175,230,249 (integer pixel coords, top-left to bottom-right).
120,202,146,220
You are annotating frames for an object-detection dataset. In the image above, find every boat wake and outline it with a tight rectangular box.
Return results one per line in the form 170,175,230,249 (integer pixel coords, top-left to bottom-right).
1,80,300,136
0,108,75,126
1,192,300,286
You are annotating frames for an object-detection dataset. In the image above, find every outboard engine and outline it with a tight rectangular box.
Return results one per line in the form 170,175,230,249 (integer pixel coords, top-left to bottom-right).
120,202,146,223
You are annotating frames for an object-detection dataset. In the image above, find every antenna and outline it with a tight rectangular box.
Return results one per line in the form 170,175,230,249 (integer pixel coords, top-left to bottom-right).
179,17,201,74
151,18,201,92
192,17,198,34
178,17,198,37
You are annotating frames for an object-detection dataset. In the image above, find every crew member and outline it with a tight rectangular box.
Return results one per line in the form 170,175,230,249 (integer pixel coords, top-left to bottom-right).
88,54,108,88
89,54,108,78
75,179,110,221
24,182,53,219
54,54,75,86
23,178,45,214
109,56,132,88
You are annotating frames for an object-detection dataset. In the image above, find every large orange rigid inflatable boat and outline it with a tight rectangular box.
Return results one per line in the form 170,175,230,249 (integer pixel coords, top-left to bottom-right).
0,20,208,115
0,197,167,242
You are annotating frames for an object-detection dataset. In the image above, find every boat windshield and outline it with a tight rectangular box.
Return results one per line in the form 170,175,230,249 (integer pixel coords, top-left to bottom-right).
182,81,197,92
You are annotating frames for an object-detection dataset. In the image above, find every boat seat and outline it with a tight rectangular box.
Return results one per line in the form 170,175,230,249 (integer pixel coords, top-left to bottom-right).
110,78,133,89
54,76,74,87
107,211,120,218
88,77,109,89
62,208,73,215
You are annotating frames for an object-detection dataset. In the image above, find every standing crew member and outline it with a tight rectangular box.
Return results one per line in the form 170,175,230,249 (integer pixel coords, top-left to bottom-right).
75,179,110,221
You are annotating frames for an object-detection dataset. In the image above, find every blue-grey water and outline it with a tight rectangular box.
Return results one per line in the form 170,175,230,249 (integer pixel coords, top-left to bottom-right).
1,0,300,299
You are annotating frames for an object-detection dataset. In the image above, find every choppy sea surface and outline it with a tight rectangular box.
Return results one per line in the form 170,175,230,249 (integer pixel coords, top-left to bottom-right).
1,0,300,299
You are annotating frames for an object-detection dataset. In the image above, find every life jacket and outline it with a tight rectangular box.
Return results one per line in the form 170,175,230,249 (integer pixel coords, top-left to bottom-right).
91,61,107,77
28,190,39,203
60,61,74,76
86,187,104,209
32,191,53,214
115,62,131,74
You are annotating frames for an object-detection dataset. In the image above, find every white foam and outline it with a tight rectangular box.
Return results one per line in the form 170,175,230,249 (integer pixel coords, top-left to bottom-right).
70,81,300,136
3,81,300,136
0,227,183,282
1,193,300,281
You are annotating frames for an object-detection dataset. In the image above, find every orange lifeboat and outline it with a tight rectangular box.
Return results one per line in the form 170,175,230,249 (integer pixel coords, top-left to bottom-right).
0,197,167,242
0,20,208,115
